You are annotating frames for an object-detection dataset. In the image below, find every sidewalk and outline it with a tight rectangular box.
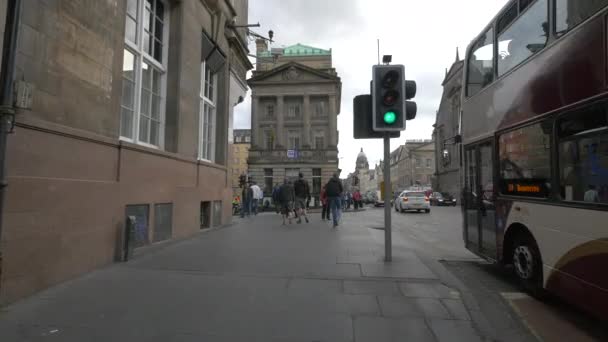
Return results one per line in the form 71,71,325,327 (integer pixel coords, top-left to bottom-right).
0,211,483,342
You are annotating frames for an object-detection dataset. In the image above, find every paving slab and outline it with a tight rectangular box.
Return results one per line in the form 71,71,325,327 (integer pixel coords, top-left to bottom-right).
428,319,483,342
343,280,401,296
353,316,436,342
399,282,460,299
441,298,472,321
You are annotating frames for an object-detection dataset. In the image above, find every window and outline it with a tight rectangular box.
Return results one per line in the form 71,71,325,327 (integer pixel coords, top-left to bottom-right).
287,103,301,118
245,136,251,143
467,28,494,97
497,0,548,77
558,102,608,204
266,104,275,118
314,100,327,117
264,169,273,195
264,130,274,150
499,122,552,197
314,131,325,150
153,203,172,242
200,202,211,229
313,168,322,195
315,136,324,149
555,0,608,36
426,158,432,168
288,131,300,149
199,60,217,161
121,0,167,147
416,158,422,167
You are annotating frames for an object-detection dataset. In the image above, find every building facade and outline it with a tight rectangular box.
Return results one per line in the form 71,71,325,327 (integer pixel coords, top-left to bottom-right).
345,148,377,196
247,41,341,206
231,129,250,197
388,140,436,192
433,50,464,199
0,0,252,305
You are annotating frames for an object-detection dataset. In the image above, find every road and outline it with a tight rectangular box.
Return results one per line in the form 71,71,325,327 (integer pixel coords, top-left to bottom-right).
363,204,608,341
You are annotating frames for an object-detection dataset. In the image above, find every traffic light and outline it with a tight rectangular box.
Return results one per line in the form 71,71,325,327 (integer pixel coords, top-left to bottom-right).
405,79,417,121
372,65,406,131
353,94,400,139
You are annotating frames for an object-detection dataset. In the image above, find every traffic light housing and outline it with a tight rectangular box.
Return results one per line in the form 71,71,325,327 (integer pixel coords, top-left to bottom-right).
372,65,406,131
372,65,417,131
353,95,400,139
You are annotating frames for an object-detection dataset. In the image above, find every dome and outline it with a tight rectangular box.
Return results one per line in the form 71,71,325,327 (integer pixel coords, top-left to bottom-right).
356,148,369,169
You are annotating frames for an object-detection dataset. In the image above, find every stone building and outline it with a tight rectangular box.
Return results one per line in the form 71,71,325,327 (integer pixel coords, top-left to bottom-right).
433,50,464,199
345,148,377,196
388,140,436,192
0,0,252,305
231,129,251,197
247,41,341,205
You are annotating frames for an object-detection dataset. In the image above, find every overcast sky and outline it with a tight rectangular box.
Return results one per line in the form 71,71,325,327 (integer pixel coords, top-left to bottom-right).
234,0,508,175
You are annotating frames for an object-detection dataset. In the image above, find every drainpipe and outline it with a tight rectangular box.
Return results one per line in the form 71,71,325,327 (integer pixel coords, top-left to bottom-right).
0,0,21,297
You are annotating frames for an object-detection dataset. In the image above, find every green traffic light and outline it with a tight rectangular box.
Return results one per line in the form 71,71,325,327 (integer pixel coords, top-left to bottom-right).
384,111,396,125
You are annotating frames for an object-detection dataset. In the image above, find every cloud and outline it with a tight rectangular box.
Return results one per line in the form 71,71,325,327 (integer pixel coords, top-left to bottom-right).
237,0,509,175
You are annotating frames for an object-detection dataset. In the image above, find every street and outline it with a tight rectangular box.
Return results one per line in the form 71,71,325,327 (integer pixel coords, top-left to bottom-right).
0,206,605,341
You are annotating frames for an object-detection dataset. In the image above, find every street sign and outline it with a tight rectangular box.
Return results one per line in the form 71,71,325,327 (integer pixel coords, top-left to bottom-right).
287,149,298,159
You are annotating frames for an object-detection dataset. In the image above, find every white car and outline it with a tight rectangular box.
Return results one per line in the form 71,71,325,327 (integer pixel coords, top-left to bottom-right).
395,190,431,213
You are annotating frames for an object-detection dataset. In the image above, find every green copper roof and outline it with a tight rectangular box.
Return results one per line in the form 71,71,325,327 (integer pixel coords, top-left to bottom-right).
258,43,331,57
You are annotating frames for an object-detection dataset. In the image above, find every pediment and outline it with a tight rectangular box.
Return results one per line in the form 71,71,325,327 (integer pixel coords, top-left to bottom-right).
248,62,338,84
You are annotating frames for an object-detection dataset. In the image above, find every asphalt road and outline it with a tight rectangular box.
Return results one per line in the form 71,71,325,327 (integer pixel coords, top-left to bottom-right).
356,204,607,341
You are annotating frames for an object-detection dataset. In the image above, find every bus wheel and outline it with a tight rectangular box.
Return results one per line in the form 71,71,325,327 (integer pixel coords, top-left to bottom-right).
512,234,543,297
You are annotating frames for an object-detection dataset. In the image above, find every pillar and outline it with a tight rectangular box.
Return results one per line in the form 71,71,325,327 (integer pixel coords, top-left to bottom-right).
276,95,285,148
303,95,311,148
329,94,337,148
252,95,260,148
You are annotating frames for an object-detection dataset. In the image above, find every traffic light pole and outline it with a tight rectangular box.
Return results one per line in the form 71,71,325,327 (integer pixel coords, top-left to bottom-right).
383,133,392,262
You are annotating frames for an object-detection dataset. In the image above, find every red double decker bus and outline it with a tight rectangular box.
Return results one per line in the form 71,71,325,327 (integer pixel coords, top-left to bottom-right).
461,0,608,319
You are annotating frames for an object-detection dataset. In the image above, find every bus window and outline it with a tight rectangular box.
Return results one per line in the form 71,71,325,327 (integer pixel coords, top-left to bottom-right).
497,0,548,77
555,0,608,37
498,122,552,197
466,28,494,97
558,103,608,204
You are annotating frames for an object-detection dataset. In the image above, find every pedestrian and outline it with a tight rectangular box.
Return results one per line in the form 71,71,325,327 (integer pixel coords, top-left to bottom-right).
250,182,263,215
293,172,311,224
353,190,362,210
279,178,295,225
272,183,281,214
320,185,331,221
584,184,600,203
240,184,252,218
325,172,343,228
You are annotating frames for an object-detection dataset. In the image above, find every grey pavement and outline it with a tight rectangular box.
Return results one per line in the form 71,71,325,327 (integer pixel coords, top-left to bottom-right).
0,209,485,342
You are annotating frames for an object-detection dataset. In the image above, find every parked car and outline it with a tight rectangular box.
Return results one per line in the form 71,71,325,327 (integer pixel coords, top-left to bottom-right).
429,192,457,206
394,190,430,213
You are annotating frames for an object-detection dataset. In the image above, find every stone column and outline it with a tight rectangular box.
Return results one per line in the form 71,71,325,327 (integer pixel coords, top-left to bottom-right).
252,95,260,148
276,95,285,148
328,94,337,148
303,95,311,148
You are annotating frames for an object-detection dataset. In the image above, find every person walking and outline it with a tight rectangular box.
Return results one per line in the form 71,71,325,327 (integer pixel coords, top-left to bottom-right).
320,185,331,221
325,173,343,228
279,178,295,225
240,184,252,218
353,190,362,210
293,173,311,224
272,183,281,214
250,182,263,215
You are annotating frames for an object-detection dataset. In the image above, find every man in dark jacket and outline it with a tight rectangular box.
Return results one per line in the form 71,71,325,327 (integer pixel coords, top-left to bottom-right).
279,178,295,225
293,173,311,224
325,173,343,227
